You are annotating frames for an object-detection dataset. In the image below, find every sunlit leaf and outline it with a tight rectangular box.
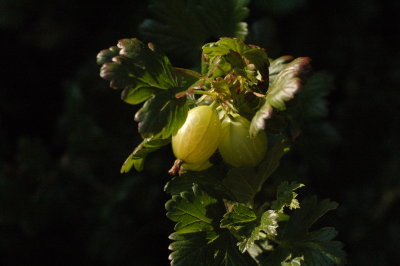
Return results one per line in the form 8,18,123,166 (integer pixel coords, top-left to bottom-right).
202,38,269,82
220,203,278,253
120,137,170,173
166,184,219,234
237,210,278,253
98,38,179,92
250,57,311,136
271,181,304,212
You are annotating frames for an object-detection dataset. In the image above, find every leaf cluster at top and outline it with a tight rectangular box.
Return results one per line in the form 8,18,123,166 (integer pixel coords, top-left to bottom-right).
97,37,312,173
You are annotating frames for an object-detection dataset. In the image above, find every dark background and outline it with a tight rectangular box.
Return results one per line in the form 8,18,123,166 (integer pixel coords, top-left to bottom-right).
1,0,399,265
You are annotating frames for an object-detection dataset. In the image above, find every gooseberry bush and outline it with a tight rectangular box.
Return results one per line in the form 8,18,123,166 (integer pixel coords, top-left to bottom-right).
97,36,346,265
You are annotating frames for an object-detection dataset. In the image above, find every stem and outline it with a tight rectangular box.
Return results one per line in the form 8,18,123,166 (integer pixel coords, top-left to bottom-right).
222,100,238,113
192,90,214,96
209,101,218,109
168,159,183,176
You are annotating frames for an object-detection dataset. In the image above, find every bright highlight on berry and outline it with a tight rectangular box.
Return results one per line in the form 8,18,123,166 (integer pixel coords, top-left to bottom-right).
172,105,221,165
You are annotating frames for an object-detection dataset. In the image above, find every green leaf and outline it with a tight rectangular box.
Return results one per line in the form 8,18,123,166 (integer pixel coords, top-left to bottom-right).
166,184,220,234
265,56,312,109
239,212,277,253
268,56,294,86
220,204,257,228
250,57,311,136
202,38,269,82
139,0,250,63
254,138,291,193
222,167,258,204
237,210,278,253
168,231,219,266
167,185,257,265
164,169,231,199
203,38,253,57
259,210,279,236
271,181,305,213
281,255,304,266
169,230,257,266
292,71,334,120
263,197,346,265
96,45,120,65
120,137,170,173
299,227,345,266
174,67,203,86
121,86,157,105
220,204,278,253
134,89,188,138
98,38,182,105
281,197,338,239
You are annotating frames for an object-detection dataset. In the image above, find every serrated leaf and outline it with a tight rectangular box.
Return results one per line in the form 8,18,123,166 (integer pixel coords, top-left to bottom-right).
250,57,311,136
293,71,334,120
220,203,278,253
265,56,312,109
167,185,257,265
263,197,346,266
98,38,198,112
220,204,257,228
268,56,294,86
134,89,188,138
271,181,305,213
214,232,259,266
282,197,338,239
120,137,170,173
222,167,258,204
203,38,253,57
249,100,273,137
281,255,304,266
238,210,278,253
166,185,219,234
259,210,279,236
202,38,269,82
196,0,249,39
254,138,291,193
121,86,157,105
99,38,179,91
299,227,345,266
96,45,120,65
174,67,203,85
139,0,250,63
169,230,257,266
168,231,219,266
164,169,231,199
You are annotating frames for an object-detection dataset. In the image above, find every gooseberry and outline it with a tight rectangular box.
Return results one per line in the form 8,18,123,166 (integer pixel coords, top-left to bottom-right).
172,105,221,164
182,160,213,171
218,114,267,167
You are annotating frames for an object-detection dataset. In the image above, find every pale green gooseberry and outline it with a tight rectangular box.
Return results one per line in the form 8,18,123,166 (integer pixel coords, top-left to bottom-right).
218,114,267,167
172,105,221,165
